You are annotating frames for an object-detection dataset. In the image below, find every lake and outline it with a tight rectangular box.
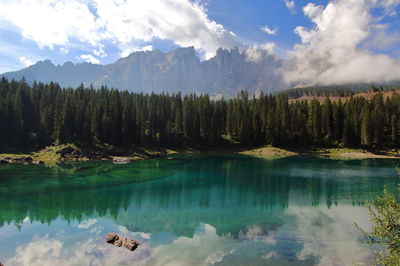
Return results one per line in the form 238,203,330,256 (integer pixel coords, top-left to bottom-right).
0,154,398,266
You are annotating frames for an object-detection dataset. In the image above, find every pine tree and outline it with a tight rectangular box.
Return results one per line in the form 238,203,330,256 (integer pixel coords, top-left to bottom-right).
361,107,372,147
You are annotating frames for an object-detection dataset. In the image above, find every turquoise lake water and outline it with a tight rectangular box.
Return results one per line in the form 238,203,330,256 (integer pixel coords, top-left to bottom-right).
0,154,398,265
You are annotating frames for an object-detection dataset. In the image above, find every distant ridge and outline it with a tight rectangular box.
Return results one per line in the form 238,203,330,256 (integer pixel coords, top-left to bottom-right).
0,47,285,96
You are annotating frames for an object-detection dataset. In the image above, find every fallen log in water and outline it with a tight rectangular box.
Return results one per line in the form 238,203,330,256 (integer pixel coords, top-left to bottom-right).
106,233,139,251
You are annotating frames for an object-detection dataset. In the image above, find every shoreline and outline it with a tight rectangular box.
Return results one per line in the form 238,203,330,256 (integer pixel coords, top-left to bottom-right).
239,146,400,160
1,144,399,165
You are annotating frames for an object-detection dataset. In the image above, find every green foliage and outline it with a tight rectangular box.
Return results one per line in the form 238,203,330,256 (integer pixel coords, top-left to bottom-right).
0,78,400,149
356,186,400,266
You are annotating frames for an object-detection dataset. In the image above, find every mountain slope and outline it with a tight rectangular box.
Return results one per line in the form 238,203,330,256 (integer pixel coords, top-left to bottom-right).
1,46,285,95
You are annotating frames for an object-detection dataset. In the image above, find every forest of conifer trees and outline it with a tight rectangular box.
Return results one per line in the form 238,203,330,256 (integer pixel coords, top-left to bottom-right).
0,78,399,149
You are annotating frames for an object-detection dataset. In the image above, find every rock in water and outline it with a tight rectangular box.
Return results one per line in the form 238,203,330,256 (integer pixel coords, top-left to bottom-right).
112,157,131,164
106,233,139,251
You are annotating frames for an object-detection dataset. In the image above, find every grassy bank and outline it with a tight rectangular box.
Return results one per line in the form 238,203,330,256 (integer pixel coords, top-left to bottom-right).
237,146,400,160
1,144,399,165
238,146,298,159
316,148,400,160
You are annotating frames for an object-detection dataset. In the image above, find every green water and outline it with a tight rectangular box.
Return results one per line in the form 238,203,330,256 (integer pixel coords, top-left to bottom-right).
0,154,398,265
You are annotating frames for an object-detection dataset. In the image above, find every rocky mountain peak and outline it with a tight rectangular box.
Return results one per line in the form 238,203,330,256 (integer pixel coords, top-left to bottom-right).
1,47,285,96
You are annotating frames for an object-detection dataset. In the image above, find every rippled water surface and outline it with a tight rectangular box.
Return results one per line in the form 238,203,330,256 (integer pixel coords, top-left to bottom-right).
0,154,398,265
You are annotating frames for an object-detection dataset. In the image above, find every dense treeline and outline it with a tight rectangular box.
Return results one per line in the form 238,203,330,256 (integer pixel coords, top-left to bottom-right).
1,78,400,149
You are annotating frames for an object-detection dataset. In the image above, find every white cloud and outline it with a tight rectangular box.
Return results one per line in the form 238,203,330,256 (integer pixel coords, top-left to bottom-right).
244,42,276,62
120,45,154,58
284,0,400,85
284,0,296,13
379,0,400,15
0,0,100,49
365,24,400,50
0,40,43,72
92,44,107,58
93,0,240,59
19,56,34,67
79,54,100,64
0,0,241,61
261,26,278,35
60,47,69,54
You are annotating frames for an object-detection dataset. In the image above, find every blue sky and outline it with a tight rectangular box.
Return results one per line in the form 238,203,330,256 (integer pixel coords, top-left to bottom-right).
0,0,400,85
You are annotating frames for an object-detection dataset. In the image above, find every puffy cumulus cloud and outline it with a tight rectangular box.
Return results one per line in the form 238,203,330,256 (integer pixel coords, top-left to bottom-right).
0,0,240,61
244,42,276,62
19,56,34,67
284,0,400,86
261,26,278,35
79,54,100,64
93,0,239,59
0,0,99,49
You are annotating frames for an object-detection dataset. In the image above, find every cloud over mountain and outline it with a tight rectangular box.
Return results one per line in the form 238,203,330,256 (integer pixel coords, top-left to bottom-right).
284,0,400,86
0,0,241,62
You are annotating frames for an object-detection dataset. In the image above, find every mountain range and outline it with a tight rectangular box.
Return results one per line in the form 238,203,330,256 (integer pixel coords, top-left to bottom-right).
0,47,286,96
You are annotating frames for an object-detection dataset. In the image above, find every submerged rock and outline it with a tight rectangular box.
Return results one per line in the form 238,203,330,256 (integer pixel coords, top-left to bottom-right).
106,233,139,251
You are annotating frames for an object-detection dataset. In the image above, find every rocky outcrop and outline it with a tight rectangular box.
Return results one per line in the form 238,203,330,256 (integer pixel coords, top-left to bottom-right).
56,146,75,157
55,146,96,161
106,233,139,251
1,47,285,96
0,156,33,164
112,157,131,164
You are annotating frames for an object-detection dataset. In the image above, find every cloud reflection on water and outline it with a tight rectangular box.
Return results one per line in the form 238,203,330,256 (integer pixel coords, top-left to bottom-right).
4,205,375,266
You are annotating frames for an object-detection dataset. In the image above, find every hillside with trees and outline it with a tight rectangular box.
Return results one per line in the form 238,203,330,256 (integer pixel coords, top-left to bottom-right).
1,78,400,150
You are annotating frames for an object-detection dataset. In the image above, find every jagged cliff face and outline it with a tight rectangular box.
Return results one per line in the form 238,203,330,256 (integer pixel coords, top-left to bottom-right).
1,47,285,95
